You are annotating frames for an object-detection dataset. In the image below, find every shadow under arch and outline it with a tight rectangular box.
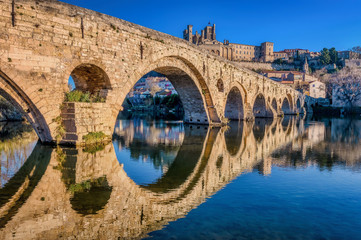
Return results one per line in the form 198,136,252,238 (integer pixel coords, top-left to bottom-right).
281,97,292,115
141,126,218,194
225,86,244,121
253,93,273,118
69,63,112,99
0,70,52,143
296,98,301,111
224,121,244,156
0,142,52,228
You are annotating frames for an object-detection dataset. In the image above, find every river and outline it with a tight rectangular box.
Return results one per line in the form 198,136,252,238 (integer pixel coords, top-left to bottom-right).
0,116,360,239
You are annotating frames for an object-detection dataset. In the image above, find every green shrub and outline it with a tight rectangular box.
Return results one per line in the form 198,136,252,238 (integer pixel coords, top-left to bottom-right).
82,131,109,145
83,143,106,154
65,90,105,103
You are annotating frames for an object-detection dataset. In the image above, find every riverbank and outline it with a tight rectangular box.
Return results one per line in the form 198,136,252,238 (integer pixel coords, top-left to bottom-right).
312,105,361,118
0,96,23,122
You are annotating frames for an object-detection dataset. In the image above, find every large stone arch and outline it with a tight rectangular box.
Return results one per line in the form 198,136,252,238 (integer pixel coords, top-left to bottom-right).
296,98,301,112
69,63,112,98
224,86,244,121
0,70,52,142
281,97,292,115
111,56,221,126
63,60,113,98
252,93,273,118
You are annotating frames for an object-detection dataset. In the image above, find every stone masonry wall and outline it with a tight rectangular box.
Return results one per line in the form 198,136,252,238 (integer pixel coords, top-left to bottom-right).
61,102,112,144
234,62,296,71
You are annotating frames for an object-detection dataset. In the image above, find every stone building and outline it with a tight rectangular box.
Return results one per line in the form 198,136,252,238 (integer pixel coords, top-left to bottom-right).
183,24,274,62
274,51,289,61
338,51,361,60
309,81,326,99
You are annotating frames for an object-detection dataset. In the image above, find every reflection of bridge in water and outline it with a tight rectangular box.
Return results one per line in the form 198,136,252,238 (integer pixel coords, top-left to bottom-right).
0,117,304,239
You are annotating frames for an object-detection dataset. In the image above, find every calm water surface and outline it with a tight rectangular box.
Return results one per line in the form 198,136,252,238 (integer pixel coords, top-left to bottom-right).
0,117,360,239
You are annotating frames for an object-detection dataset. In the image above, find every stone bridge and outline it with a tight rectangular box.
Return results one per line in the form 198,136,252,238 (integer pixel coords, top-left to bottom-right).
0,117,305,239
0,0,304,144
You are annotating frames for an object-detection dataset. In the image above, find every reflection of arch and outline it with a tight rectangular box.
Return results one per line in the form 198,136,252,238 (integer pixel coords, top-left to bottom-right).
281,115,292,131
271,98,278,112
0,143,52,228
225,87,244,120
216,79,224,92
224,121,244,156
60,148,113,215
143,127,219,197
0,70,52,142
70,63,111,98
253,118,273,142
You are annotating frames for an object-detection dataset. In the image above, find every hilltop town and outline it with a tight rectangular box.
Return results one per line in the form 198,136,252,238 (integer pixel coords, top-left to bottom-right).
182,24,361,113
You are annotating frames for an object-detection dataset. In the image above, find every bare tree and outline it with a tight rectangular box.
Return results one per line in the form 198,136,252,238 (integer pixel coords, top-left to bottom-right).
146,78,162,105
329,66,361,108
351,46,361,54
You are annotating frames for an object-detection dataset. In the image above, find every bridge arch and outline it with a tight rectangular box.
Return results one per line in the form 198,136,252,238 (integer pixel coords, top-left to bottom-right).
0,69,52,142
281,97,292,115
252,93,273,118
112,56,221,126
224,86,245,121
296,98,301,112
68,63,112,99
271,98,278,112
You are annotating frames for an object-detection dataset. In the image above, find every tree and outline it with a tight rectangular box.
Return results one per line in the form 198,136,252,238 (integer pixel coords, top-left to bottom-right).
329,66,361,108
146,79,162,105
320,48,331,65
329,47,338,64
351,46,361,54
273,58,284,64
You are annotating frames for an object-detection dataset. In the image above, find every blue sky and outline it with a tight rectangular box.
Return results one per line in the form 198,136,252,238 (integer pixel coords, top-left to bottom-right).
61,0,360,52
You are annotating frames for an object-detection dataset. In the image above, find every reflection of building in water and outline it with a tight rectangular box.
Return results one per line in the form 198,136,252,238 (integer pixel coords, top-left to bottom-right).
113,119,185,172
114,119,184,147
272,119,361,170
258,157,272,176
308,122,325,144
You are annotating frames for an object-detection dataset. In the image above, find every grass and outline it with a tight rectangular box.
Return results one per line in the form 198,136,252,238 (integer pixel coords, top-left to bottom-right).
65,90,105,103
